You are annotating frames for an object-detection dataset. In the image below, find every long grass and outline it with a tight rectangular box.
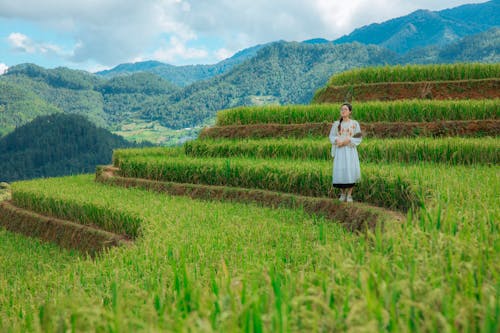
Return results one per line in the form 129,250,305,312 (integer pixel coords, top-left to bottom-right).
2,59,500,331
216,99,499,126
184,137,500,165
112,146,183,167
326,63,500,86
115,154,426,211
11,178,143,238
1,168,498,332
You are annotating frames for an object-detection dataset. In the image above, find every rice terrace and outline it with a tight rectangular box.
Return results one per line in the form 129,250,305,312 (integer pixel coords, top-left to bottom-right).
0,63,499,332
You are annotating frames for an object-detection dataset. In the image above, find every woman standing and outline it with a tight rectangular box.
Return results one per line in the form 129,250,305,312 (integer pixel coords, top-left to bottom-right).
329,103,362,202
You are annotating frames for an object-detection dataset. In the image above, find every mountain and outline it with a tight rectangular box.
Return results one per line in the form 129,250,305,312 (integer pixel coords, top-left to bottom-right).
96,44,267,87
1,64,182,132
334,0,500,54
141,42,398,128
400,27,500,64
1,29,498,143
0,1,498,145
0,113,143,182
0,80,61,137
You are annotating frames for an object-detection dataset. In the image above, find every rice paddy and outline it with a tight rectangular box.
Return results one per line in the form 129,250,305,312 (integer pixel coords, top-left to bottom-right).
1,63,498,332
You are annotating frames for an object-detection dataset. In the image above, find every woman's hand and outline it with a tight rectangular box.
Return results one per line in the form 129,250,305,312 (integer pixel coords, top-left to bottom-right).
336,138,351,147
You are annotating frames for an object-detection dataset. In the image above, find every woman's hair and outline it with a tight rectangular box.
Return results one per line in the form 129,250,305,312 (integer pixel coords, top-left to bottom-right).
338,102,352,131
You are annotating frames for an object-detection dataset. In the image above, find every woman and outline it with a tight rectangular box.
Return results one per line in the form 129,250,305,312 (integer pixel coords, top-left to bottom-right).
329,103,362,202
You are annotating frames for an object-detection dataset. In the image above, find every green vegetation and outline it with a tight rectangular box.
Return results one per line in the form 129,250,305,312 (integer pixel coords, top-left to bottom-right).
97,72,180,95
11,178,142,238
0,113,143,182
0,81,61,137
326,63,500,86
216,99,499,125
2,34,499,144
184,137,499,165
1,161,498,331
1,60,499,332
115,154,421,211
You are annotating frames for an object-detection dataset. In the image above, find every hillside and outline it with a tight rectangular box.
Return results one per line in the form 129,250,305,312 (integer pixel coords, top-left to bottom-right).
334,0,500,53
0,1,498,145
0,80,61,137
96,44,267,86
1,33,498,145
402,27,500,64
147,42,398,127
0,113,142,182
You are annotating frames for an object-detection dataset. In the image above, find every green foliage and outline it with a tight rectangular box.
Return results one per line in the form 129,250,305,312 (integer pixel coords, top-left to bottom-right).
2,40,500,138
11,188,142,238
0,113,143,182
2,73,108,129
184,137,500,165
6,63,101,90
97,72,179,95
326,63,500,86
115,154,421,211
216,99,499,125
400,27,500,64
0,81,61,137
1,164,497,331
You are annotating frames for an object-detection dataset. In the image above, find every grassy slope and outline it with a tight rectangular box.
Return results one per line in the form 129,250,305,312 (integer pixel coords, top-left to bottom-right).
1,62,499,332
1,161,498,331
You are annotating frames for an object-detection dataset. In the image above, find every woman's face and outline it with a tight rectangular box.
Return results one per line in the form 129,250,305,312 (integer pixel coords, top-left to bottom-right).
340,105,351,118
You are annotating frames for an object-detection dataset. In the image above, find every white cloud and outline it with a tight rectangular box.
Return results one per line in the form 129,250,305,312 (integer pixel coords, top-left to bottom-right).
8,32,65,56
214,48,234,61
0,63,8,75
152,36,208,64
0,0,490,67
8,32,36,53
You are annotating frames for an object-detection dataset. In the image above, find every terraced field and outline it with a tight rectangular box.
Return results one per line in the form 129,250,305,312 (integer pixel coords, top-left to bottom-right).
0,63,498,332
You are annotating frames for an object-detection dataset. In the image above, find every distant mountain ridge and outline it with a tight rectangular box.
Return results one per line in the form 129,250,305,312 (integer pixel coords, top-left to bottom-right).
0,0,498,145
400,27,500,63
95,1,498,87
96,44,267,87
334,0,499,53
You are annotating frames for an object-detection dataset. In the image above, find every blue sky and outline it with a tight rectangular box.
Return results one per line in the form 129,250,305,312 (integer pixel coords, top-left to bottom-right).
0,0,490,73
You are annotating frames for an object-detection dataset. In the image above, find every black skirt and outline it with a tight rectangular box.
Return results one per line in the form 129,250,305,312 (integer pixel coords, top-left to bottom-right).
332,183,356,189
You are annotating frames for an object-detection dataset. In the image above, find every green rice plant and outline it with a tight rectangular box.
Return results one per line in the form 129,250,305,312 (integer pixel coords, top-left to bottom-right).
326,63,500,86
113,147,183,167
184,137,500,165
116,155,422,211
215,99,499,126
10,177,143,238
0,166,497,332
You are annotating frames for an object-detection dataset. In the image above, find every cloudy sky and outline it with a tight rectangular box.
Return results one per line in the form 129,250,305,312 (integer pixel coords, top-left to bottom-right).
0,0,490,73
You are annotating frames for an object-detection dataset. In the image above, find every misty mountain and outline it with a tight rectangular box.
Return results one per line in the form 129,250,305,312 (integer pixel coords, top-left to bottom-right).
334,0,499,54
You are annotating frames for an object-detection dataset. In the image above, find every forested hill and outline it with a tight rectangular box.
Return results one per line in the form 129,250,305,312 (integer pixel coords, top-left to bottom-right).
401,27,500,64
96,44,267,87
0,80,61,137
150,42,398,125
0,113,143,182
0,0,498,145
334,0,499,53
